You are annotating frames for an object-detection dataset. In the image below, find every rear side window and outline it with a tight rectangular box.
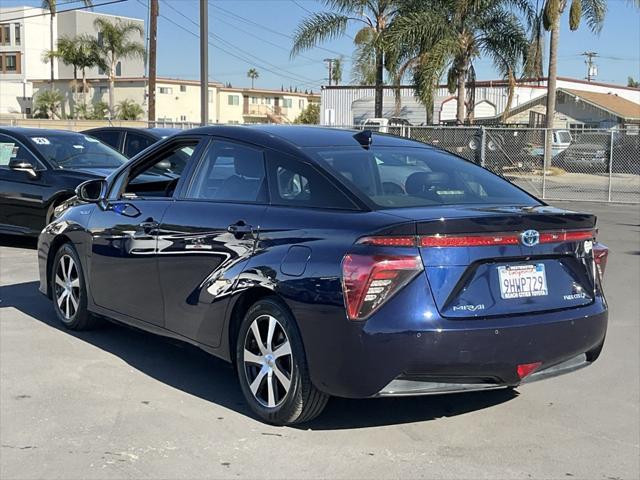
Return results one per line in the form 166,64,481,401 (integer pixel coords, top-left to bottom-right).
89,130,122,151
266,152,356,210
311,146,539,208
124,132,155,158
187,140,267,203
0,134,39,169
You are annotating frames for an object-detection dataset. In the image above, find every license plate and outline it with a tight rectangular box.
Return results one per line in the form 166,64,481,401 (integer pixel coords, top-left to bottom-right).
498,264,548,299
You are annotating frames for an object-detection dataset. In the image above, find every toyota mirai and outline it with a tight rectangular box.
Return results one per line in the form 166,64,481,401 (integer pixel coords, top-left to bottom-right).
38,125,609,425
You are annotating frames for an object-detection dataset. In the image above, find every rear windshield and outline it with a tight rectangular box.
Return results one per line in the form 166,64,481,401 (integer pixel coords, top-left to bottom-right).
310,146,539,208
29,133,128,169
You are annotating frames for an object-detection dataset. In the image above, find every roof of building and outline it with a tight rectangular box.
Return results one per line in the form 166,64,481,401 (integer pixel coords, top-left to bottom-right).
564,89,640,120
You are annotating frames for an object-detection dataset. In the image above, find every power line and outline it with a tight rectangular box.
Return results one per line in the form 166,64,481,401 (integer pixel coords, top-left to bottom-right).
0,0,128,23
147,1,321,89
160,0,322,87
0,0,85,18
210,2,348,57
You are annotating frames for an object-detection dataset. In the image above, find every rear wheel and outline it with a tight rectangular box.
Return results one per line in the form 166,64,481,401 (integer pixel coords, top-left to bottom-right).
235,297,328,425
51,243,97,330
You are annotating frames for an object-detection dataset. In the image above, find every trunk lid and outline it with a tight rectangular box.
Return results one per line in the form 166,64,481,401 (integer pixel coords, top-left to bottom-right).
381,205,598,318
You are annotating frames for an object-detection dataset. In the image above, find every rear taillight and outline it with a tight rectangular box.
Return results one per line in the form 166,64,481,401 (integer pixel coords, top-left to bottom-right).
341,254,423,320
593,242,609,280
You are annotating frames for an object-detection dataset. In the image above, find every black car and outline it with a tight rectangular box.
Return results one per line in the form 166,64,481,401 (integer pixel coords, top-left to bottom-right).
0,127,128,236
82,127,179,158
38,125,608,425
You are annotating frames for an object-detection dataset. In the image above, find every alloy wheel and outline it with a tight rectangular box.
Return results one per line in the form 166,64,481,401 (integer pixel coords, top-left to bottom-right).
243,314,293,408
54,254,80,320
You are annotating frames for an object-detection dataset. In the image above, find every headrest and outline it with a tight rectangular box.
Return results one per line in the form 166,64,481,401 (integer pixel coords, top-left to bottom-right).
405,172,449,196
235,155,263,178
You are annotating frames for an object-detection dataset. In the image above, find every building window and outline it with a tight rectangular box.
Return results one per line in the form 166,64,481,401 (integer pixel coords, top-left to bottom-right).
98,66,105,75
208,89,213,103
299,99,304,109
228,95,239,106
14,23,20,45
265,97,272,105
0,24,10,45
99,86,108,94
159,87,173,94
180,115,187,121
282,98,292,108
0,52,20,74
97,32,104,46
250,96,258,104
115,61,122,77
180,85,187,92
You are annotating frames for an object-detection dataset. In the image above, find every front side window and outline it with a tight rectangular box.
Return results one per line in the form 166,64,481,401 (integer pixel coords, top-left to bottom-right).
120,140,199,199
0,133,39,169
311,146,539,208
28,133,127,169
187,140,266,203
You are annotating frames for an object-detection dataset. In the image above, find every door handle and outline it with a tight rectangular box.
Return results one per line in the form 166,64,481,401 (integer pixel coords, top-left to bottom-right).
139,220,159,233
227,221,255,238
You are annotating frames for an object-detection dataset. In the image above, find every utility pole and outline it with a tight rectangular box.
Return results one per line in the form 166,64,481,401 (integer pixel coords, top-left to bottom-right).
581,51,598,82
200,0,209,126
148,0,158,123
324,58,334,86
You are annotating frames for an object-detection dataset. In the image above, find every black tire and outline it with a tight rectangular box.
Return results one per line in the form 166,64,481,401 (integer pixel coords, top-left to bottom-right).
235,297,328,425
51,242,97,330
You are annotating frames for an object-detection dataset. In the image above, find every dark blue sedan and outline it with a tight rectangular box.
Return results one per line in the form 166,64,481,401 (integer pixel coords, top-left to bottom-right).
37,126,609,425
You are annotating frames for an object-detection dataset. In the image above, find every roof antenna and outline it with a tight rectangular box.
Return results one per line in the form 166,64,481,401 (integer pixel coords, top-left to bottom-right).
353,129,373,148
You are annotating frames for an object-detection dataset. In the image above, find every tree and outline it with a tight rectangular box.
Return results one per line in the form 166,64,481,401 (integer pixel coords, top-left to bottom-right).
387,0,530,125
331,57,343,85
42,34,101,115
247,68,260,89
294,103,320,124
628,76,640,88
541,0,606,165
92,18,145,119
291,0,398,118
34,89,63,119
41,1,93,88
116,99,144,120
91,101,109,120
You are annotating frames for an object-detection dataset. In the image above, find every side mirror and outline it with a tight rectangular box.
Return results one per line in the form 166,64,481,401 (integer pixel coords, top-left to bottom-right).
75,179,106,203
9,159,38,178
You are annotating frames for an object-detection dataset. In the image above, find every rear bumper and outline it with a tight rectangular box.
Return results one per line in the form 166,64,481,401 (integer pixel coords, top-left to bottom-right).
377,352,593,397
299,276,608,399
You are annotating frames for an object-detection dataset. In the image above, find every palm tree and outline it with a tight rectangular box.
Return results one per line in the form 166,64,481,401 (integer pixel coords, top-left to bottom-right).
41,1,93,89
34,89,63,119
388,0,530,125
540,0,606,165
42,35,101,115
291,0,398,118
116,99,144,120
91,18,145,119
331,57,343,85
247,68,260,89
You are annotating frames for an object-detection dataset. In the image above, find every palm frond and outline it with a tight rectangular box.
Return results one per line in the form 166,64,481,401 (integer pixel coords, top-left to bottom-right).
580,0,607,33
290,12,351,57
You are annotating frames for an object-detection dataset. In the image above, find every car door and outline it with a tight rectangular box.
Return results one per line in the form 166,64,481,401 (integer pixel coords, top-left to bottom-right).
123,131,157,158
87,136,206,326
157,138,268,346
0,133,52,235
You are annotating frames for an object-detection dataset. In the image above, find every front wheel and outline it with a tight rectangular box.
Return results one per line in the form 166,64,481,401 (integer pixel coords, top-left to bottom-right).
51,243,97,330
235,297,328,425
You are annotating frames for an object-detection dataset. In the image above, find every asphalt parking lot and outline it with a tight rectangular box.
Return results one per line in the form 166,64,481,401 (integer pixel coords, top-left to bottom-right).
1,201,638,480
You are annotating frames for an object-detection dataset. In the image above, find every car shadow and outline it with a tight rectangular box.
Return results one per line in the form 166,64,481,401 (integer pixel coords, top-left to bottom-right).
0,234,37,250
0,280,518,430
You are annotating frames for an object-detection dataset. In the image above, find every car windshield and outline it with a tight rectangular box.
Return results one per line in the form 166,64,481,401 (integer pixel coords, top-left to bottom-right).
310,146,539,208
29,133,128,169
556,131,572,143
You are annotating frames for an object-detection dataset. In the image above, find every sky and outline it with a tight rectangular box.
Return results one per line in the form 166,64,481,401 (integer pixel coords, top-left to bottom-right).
3,0,640,90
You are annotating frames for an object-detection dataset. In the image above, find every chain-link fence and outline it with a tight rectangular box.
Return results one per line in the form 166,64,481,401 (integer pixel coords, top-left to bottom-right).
340,125,640,204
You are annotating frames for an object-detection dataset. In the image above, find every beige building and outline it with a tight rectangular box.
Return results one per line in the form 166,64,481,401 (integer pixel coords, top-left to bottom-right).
30,77,320,124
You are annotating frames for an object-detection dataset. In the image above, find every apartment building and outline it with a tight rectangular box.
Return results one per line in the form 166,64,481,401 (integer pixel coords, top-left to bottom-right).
0,6,143,118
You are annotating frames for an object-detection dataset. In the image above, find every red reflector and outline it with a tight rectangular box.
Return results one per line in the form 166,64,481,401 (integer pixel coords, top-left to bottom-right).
517,362,542,379
593,242,609,280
